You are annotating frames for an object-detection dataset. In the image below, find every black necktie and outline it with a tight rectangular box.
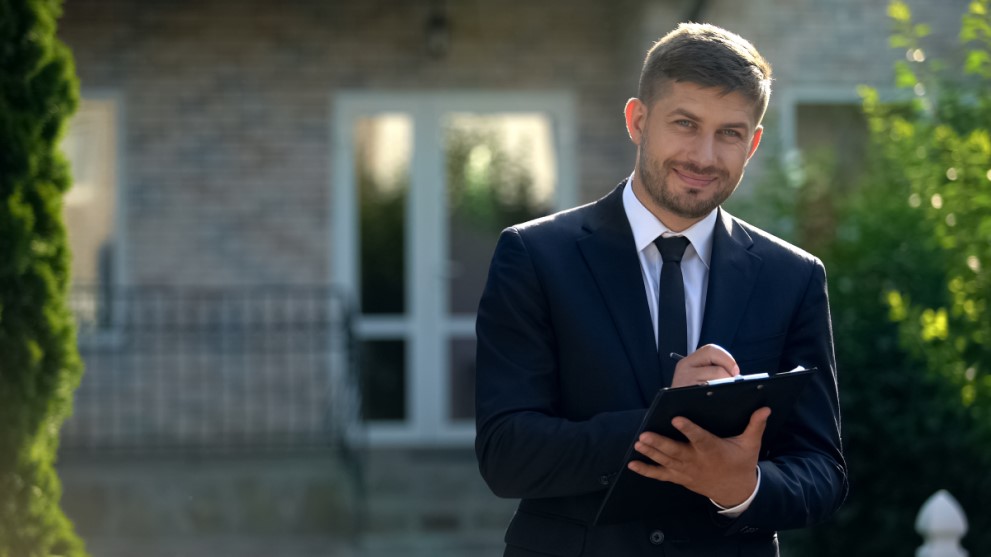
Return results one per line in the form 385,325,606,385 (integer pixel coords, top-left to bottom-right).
655,235,690,387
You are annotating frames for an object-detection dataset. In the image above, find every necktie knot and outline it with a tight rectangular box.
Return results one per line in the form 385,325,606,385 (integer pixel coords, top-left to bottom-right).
655,235,690,263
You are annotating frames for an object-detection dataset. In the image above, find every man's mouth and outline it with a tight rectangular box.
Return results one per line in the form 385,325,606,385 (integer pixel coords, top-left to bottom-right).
673,168,717,188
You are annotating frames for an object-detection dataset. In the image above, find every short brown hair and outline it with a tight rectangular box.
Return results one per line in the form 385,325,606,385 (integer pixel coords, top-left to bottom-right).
638,23,772,122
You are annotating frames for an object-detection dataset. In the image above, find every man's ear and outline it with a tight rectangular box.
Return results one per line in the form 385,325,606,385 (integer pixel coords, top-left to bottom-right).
747,125,763,160
624,98,647,146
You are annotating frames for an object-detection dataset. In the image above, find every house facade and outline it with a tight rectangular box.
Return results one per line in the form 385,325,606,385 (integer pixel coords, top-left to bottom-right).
57,0,967,449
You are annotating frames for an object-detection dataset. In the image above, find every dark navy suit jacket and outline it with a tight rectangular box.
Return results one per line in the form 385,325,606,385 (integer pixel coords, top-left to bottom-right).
475,184,847,557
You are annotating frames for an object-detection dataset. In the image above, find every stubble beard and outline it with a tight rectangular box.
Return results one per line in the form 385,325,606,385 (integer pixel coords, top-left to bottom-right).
637,129,741,221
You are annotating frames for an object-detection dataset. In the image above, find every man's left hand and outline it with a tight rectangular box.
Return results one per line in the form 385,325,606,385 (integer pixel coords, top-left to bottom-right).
628,407,771,508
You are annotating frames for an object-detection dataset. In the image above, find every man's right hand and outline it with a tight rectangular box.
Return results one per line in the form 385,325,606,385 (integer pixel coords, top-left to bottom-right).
671,344,740,388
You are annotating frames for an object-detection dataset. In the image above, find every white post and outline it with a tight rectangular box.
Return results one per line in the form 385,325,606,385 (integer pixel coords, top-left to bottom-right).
916,490,968,557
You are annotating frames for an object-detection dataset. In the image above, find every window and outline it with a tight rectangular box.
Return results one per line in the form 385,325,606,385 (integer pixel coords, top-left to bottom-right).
332,92,576,444
61,97,120,333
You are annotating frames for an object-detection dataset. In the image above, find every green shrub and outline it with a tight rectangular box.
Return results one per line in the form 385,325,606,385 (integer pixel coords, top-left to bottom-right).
733,2,991,555
0,0,87,555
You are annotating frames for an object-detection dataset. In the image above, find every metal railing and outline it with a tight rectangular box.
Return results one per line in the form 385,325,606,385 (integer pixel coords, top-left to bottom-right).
62,285,361,454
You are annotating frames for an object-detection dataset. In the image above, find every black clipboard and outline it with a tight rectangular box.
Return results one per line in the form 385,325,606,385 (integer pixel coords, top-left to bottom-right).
593,367,816,526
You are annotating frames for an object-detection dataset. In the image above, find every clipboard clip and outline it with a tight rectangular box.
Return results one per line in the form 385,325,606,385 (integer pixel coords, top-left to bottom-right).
704,373,770,386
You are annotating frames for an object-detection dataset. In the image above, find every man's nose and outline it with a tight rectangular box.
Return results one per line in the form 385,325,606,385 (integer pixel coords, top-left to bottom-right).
686,134,716,168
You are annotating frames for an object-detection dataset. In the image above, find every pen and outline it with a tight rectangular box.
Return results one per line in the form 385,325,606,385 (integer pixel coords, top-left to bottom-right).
669,352,685,362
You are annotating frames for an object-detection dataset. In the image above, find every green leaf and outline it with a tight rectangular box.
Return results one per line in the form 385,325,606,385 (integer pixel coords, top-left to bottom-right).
894,61,919,88
889,1,912,22
962,16,991,42
915,23,932,37
858,85,879,103
965,49,991,76
890,35,911,48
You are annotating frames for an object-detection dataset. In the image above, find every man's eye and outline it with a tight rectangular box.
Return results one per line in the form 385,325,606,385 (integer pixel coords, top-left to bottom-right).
721,129,742,138
675,120,694,127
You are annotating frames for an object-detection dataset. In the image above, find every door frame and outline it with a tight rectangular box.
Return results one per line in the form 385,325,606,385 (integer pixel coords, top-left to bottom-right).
330,90,576,446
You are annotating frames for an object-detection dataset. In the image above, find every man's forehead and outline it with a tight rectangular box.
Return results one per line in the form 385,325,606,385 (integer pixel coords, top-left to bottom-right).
651,82,761,128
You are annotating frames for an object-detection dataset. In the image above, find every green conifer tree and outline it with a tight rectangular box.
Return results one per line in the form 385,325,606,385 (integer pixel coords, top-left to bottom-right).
0,0,87,555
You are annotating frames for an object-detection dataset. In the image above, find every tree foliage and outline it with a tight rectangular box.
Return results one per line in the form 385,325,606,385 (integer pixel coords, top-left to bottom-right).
877,0,991,443
0,0,87,555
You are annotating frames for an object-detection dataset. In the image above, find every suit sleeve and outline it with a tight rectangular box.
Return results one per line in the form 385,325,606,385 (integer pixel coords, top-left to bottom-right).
729,258,848,533
474,227,645,500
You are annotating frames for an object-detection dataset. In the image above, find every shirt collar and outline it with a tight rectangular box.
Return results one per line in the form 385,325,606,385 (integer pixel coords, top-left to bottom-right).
621,174,717,268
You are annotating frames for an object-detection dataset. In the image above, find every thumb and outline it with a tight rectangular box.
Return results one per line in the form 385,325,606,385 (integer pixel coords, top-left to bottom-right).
742,407,771,443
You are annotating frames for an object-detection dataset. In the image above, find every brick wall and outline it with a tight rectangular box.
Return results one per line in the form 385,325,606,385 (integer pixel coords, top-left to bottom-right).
58,0,642,286
59,0,968,286
58,0,973,431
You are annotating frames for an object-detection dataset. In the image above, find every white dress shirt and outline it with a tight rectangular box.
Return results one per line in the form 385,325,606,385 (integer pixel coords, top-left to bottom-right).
620,176,759,518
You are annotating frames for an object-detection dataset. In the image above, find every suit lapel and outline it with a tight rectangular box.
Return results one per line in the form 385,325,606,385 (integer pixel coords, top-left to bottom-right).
698,209,762,349
576,186,659,405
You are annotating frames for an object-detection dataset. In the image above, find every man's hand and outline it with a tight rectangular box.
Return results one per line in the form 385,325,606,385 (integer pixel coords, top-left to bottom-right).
628,407,771,508
671,344,740,388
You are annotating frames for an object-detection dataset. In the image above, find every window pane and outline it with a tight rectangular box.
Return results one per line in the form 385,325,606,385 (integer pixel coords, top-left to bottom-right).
444,113,555,315
796,103,867,183
355,114,411,315
795,103,868,252
62,99,118,329
360,339,406,421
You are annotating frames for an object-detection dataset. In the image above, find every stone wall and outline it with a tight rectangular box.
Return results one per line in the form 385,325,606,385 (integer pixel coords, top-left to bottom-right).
58,447,511,557
59,451,361,556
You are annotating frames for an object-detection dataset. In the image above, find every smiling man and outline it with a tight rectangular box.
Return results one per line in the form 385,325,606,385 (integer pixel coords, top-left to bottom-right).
475,23,847,557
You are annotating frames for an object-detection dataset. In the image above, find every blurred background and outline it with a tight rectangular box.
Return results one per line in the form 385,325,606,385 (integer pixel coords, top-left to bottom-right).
46,0,989,555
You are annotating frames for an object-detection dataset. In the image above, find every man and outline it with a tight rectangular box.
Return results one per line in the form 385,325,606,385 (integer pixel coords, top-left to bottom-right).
474,23,847,557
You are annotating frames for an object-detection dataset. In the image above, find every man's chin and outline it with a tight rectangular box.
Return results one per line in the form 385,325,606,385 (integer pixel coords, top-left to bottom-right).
669,194,720,220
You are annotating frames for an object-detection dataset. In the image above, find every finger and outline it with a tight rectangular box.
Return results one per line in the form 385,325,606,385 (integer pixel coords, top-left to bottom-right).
638,432,687,461
692,365,736,381
634,440,679,467
671,363,738,387
671,416,715,447
628,460,694,486
628,460,665,481
685,344,740,377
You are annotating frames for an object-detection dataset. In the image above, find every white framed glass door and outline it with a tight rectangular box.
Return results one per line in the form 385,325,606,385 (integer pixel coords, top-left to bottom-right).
332,92,575,445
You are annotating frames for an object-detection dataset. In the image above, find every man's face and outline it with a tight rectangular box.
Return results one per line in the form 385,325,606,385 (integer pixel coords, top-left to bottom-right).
625,81,763,231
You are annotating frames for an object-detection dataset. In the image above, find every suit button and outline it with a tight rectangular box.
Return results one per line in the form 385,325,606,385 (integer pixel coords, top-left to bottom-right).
649,530,665,545
599,475,610,486
740,526,757,534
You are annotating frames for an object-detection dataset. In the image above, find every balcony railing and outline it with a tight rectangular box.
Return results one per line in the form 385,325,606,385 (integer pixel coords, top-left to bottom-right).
62,285,361,454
